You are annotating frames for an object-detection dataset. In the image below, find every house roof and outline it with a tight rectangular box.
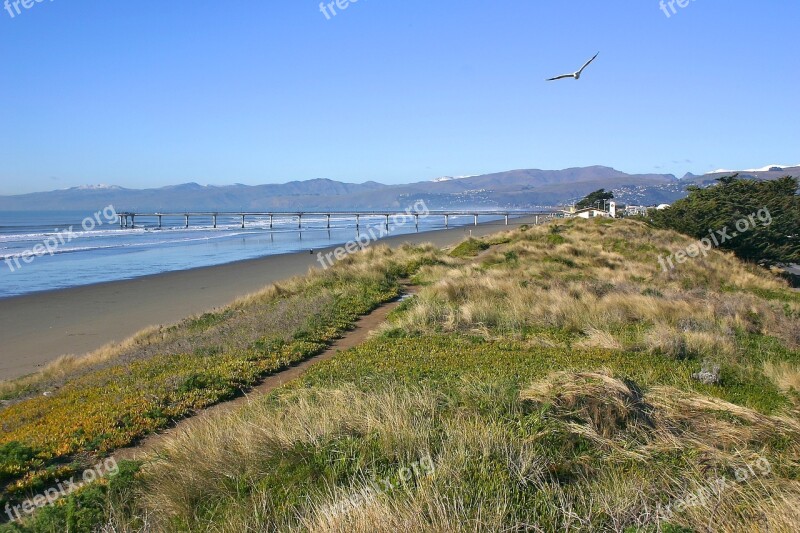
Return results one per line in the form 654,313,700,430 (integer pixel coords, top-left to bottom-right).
571,207,607,214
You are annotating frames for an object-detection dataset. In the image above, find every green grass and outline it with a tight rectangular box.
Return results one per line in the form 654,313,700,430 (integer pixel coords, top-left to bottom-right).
88,334,799,531
721,282,800,304
449,238,490,258
4,221,800,532
299,335,788,414
0,460,140,533
0,250,412,511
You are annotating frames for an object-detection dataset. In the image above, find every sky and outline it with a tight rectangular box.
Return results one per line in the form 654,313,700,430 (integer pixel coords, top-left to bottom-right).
0,0,798,195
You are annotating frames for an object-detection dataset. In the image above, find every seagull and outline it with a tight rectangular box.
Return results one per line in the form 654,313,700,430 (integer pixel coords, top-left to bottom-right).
547,52,599,81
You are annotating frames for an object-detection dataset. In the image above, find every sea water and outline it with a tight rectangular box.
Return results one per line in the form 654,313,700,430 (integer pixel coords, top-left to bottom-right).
0,211,483,298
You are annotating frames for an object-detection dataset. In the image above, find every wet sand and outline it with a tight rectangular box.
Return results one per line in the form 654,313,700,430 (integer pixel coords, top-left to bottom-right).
0,220,535,380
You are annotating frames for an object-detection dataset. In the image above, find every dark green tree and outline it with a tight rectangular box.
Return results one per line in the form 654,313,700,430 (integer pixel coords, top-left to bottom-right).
576,189,614,210
646,175,799,267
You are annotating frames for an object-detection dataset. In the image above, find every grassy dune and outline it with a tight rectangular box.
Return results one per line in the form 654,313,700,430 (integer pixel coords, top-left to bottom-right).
0,244,449,520
3,219,800,531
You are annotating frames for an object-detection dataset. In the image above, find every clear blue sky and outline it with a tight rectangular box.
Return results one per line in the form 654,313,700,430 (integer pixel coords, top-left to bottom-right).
1,0,797,194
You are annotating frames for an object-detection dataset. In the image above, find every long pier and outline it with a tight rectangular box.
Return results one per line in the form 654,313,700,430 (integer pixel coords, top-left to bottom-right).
115,211,560,230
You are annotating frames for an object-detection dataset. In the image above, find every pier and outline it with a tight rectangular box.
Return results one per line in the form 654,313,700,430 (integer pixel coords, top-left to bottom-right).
115,211,560,230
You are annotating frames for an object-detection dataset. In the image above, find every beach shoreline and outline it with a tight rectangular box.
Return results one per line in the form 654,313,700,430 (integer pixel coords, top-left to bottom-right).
0,219,538,381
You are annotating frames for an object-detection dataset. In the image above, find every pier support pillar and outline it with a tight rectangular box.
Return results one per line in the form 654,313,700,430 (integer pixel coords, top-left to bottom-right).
185,215,189,228
158,215,162,228
130,215,135,229
385,214,390,230
327,214,331,229
474,214,478,226
269,214,273,229
298,214,302,229
356,214,360,229
415,214,419,229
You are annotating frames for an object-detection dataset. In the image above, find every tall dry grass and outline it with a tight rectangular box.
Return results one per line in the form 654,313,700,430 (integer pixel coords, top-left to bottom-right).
105,385,444,531
383,219,799,364
520,371,800,533
764,360,800,394
103,371,800,532
92,220,800,532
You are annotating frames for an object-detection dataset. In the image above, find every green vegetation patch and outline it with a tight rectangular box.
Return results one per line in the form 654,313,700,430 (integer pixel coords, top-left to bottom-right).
5,220,799,531
0,247,421,507
301,335,787,414
449,238,490,258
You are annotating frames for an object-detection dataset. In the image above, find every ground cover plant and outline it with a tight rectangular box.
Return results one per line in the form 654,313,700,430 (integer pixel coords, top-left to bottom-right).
4,219,800,532
0,244,452,517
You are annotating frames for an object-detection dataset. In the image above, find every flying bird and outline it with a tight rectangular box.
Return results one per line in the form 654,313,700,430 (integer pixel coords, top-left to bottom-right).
547,52,599,81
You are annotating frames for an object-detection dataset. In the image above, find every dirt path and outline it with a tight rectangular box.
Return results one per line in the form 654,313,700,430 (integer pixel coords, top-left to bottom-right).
115,288,415,461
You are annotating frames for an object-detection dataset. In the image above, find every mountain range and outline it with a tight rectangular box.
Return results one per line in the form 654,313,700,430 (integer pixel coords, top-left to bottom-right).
1,165,797,212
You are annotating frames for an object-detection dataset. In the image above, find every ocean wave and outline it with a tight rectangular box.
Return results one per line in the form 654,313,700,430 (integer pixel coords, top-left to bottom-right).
0,215,363,240
0,231,263,260
0,216,409,245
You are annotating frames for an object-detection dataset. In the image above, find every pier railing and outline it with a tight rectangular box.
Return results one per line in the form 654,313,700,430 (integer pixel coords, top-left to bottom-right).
115,211,561,230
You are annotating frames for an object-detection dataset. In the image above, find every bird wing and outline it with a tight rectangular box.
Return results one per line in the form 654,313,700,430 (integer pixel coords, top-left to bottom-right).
546,74,574,81
577,52,599,74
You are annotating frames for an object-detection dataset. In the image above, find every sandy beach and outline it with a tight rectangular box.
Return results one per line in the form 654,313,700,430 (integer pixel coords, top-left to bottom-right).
0,220,534,381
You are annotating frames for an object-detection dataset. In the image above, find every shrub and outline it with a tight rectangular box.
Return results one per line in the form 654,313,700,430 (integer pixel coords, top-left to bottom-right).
449,238,490,258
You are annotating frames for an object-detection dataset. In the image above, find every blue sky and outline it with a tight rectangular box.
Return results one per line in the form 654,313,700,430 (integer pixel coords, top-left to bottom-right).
0,0,797,195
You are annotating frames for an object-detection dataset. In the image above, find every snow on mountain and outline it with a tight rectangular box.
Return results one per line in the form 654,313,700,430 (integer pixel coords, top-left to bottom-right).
432,175,477,183
70,184,122,191
706,164,796,175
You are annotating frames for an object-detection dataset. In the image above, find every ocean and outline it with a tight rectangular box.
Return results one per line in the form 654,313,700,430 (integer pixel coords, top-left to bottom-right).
0,210,482,299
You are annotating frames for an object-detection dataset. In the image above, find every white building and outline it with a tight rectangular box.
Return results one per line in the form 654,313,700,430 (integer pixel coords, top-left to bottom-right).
561,206,613,219
624,205,649,216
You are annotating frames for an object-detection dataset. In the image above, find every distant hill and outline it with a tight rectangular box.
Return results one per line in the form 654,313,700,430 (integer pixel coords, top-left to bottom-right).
681,165,800,188
1,165,796,212
0,179,388,212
